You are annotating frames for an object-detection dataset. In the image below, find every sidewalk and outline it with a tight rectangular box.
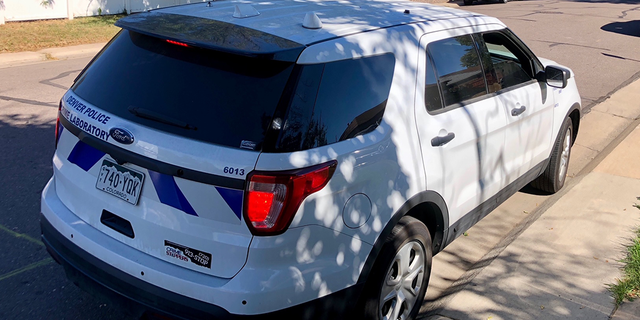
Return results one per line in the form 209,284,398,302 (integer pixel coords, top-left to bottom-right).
424,79,640,319
0,43,106,68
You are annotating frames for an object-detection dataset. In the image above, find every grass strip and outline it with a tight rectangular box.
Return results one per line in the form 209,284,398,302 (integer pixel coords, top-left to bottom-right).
608,200,640,305
0,14,123,53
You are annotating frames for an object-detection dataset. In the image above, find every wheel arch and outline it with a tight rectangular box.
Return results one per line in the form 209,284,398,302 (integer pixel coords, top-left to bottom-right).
568,103,581,145
355,190,449,287
548,102,581,160
406,201,447,255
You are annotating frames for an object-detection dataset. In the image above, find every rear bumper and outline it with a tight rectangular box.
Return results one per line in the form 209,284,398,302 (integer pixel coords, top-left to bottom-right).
40,178,366,319
41,214,229,319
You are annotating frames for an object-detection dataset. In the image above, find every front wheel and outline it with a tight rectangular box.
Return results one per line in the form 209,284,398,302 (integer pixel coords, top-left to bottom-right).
463,0,474,5
531,117,573,193
361,216,432,320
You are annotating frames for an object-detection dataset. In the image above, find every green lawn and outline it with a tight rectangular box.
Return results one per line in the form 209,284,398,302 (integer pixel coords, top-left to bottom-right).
609,201,640,305
0,14,123,53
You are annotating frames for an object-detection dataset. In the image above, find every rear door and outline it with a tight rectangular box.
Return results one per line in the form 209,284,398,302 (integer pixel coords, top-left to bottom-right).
56,92,255,278
415,28,510,227
52,29,297,278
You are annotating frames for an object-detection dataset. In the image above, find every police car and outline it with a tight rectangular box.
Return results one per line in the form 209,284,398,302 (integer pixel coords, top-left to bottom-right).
40,0,581,319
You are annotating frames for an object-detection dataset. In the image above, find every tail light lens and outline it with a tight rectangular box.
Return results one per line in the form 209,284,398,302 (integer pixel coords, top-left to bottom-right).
166,39,190,47
244,160,337,236
55,101,63,149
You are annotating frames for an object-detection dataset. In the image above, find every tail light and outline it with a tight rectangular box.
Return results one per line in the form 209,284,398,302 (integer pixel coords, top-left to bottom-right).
244,160,337,236
166,39,190,47
55,101,63,149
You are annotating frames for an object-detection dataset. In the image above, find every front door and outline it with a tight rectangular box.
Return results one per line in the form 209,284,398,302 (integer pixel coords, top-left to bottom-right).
475,30,554,183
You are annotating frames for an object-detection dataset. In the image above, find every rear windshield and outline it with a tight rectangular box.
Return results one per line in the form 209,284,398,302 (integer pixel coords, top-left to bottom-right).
72,30,295,150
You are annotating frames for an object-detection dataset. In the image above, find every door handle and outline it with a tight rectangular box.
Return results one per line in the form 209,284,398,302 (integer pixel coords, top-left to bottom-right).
431,132,455,147
511,105,527,116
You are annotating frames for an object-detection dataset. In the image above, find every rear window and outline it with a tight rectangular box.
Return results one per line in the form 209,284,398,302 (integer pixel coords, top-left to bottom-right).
265,54,395,152
72,30,295,150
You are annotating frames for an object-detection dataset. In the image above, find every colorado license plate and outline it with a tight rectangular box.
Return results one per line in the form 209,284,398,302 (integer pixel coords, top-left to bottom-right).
95,160,145,205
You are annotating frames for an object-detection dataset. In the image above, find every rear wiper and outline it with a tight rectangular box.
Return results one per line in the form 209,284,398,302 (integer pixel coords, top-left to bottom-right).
128,106,197,130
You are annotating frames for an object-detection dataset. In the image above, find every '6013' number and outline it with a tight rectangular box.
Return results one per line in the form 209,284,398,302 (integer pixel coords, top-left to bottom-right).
224,167,245,176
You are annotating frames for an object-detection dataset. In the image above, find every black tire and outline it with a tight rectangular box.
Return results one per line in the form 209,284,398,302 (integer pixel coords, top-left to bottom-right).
360,216,432,320
463,0,474,5
530,117,573,193
501,0,508,3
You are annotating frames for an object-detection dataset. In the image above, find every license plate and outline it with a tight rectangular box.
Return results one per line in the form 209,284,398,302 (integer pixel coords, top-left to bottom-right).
95,160,145,205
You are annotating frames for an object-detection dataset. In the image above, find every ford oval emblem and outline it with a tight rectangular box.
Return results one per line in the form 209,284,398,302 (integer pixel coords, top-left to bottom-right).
109,128,135,145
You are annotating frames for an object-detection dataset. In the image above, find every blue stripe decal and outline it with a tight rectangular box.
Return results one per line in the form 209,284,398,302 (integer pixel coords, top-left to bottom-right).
67,141,105,171
215,187,243,220
148,170,198,216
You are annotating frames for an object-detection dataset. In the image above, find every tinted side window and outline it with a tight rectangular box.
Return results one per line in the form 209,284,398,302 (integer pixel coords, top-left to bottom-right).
473,33,501,94
428,35,487,107
272,54,395,152
425,58,443,112
481,32,534,90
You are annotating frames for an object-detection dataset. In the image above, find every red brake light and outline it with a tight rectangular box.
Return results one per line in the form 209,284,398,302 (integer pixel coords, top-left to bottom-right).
244,160,337,236
166,39,189,47
246,191,275,222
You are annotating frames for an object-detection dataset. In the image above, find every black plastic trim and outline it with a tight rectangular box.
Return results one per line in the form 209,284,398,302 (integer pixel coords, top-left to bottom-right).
356,158,550,292
443,159,548,247
59,113,245,190
40,214,362,320
100,209,135,238
566,103,582,145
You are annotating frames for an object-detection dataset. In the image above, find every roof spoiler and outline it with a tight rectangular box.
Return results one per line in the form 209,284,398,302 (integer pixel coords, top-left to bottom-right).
115,11,305,62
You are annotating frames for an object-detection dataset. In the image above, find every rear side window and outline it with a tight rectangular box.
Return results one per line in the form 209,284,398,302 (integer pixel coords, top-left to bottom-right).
425,58,443,112
72,30,295,150
268,54,395,152
427,35,487,108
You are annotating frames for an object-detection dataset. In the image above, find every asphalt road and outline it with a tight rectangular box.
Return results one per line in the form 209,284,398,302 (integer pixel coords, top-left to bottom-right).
465,0,640,111
0,58,136,320
0,0,638,319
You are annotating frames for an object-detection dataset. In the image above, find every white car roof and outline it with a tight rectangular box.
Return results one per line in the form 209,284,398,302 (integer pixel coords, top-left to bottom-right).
156,0,496,45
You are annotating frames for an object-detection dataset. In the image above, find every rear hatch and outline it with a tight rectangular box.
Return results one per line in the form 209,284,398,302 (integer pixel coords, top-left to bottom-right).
53,13,303,278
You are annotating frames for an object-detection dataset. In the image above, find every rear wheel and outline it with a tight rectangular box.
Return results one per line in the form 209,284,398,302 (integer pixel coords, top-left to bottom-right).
362,216,432,320
463,0,474,5
531,117,573,193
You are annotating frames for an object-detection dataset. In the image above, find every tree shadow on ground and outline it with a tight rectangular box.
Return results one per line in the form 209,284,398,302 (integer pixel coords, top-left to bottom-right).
602,20,640,37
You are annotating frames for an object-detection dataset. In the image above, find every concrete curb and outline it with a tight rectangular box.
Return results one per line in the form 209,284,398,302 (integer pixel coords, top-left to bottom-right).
0,43,106,69
0,51,47,68
612,300,640,320
41,43,107,61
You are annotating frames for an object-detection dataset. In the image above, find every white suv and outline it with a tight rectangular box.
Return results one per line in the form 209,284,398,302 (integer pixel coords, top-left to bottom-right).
40,1,581,319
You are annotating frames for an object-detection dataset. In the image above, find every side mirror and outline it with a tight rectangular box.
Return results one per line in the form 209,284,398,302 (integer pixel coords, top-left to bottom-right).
545,65,571,89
